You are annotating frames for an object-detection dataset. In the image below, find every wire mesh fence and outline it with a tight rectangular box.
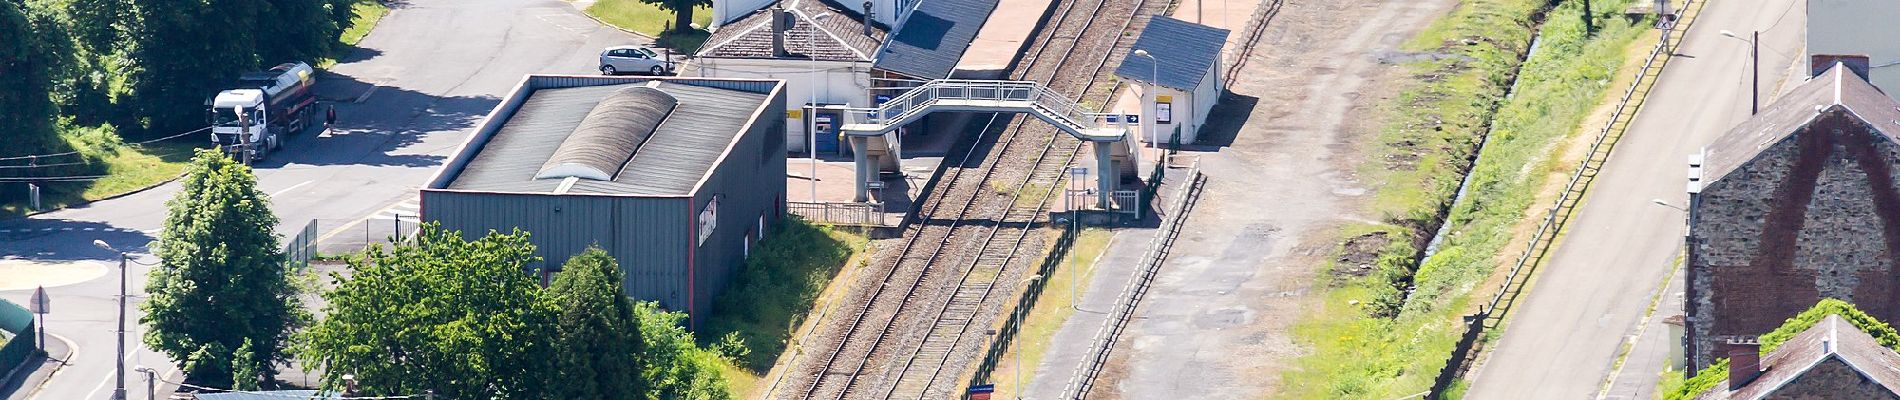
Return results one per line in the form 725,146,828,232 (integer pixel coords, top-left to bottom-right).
285,217,423,260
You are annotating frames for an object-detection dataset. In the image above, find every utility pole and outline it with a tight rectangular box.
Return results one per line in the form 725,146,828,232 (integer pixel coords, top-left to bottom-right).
95,240,127,400
237,108,253,166
1751,30,1759,115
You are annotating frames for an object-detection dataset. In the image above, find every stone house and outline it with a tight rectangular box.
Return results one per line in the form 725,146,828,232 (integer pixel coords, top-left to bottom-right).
1686,63,1900,371
1693,314,1900,399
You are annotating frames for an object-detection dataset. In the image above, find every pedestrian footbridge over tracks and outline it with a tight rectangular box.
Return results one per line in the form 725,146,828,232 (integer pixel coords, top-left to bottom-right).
833,79,1143,208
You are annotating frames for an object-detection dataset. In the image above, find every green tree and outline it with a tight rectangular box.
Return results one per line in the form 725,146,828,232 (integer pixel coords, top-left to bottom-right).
641,0,709,34
144,149,304,388
634,302,732,400
298,223,556,399
547,247,645,399
231,339,263,391
0,0,59,156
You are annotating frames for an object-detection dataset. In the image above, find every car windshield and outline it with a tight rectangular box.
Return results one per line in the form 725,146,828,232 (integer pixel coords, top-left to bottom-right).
213,107,263,126
637,48,658,58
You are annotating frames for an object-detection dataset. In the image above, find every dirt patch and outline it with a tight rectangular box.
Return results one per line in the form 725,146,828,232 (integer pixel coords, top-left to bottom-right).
1332,231,1393,280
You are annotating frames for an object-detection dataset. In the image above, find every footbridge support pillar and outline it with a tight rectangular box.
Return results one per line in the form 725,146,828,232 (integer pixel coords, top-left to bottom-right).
1093,142,1116,209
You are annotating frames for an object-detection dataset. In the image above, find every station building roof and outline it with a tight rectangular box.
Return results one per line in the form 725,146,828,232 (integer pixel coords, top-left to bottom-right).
1114,16,1230,92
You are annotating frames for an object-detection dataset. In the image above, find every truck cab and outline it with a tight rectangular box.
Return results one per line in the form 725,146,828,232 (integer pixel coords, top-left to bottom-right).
211,89,278,161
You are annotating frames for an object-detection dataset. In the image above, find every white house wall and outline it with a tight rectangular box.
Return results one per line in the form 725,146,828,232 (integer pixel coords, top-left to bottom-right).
691,58,873,152
713,0,777,27
1809,0,1900,100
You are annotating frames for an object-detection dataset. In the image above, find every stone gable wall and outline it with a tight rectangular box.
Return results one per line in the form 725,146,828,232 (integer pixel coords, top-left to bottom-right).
1688,110,1900,370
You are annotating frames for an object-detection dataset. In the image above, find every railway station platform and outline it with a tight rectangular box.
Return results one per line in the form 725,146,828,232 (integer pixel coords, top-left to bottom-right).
953,0,1060,78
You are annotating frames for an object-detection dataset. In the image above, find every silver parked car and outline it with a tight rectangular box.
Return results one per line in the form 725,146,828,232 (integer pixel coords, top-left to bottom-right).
599,46,669,75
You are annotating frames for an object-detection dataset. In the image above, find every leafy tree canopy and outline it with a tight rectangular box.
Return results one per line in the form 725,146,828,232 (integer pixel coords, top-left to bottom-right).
144,149,303,388
298,223,555,399
547,247,646,400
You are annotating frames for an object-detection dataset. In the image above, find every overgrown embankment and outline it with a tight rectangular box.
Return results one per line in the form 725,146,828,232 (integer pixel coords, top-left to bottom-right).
1282,0,1653,397
700,218,869,397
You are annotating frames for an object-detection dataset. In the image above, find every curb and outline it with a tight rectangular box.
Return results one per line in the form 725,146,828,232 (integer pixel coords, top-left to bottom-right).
8,171,187,222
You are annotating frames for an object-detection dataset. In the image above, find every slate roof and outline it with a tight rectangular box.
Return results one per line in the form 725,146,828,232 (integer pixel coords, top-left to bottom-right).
1114,16,1230,91
1699,315,1900,400
1702,64,1900,183
872,0,1001,79
442,81,771,196
696,0,887,62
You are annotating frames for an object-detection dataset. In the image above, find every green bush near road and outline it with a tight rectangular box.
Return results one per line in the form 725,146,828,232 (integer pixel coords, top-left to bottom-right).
1282,0,1654,397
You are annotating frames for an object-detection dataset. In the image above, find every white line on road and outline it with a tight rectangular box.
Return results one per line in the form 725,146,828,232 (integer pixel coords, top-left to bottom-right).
82,338,149,400
270,180,316,198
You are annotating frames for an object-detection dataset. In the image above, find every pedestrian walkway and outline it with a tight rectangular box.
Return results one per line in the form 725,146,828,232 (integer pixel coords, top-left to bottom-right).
1,331,70,400
954,0,1060,78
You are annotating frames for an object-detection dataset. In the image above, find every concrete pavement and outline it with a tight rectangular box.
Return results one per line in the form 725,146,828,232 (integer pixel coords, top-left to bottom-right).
1464,0,1808,397
0,0,644,398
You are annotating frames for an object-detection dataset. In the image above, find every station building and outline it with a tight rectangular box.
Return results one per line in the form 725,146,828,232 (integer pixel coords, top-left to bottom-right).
421,75,787,328
1114,16,1229,145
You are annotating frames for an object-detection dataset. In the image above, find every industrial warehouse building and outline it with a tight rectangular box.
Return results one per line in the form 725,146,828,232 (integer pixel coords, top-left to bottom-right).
421,75,788,328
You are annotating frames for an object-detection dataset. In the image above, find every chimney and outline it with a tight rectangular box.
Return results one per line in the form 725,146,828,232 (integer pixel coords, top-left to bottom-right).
863,1,876,37
771,6,789,58
1727,340,1763,390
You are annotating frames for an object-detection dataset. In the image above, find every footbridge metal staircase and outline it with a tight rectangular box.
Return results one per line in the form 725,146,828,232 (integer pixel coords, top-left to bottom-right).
835,79,1142,207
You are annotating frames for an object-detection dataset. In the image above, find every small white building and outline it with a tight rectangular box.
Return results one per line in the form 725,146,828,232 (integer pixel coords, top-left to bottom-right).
1113,16,1228,145
1808,0,1900,100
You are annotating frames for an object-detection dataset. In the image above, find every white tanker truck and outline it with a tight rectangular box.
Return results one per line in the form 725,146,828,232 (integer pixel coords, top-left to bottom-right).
208,62,317,164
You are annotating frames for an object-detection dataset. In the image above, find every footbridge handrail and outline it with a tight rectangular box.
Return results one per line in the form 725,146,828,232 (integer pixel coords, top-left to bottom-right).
842,79,1117,137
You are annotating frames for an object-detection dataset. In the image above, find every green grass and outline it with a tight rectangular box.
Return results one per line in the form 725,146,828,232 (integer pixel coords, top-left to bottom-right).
318,0,392,68
1280,0,1656,397
700,218,869,388
2,125,199,218
989,228,1114,399
338,0,389,47
584,0,712,37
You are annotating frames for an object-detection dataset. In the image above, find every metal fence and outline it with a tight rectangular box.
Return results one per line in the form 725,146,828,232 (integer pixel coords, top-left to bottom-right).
0,299,38,381
285,217,423,258
1430,1,1705,396
1061,159,1202,399
787,201,888,227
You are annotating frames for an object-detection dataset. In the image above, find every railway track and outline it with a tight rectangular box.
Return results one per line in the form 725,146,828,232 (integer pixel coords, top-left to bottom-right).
779,0,1166,396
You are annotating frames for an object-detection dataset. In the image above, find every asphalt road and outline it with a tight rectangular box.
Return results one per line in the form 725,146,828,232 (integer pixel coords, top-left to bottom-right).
0,1,643,398
1464,0,1807,398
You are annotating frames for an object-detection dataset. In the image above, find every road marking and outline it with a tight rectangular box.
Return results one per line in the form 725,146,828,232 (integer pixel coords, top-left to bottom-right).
40,228,52,232
313,195,422,246
270,180,315,198
0,229,11,233
354,85,380,104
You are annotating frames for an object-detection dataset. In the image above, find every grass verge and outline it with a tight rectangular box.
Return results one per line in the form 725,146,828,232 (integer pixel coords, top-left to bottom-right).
318,0,392,68
700,217,869,397
1281,0,1656,397
987,227,1115,399
1,126,198,218
584,0,711,38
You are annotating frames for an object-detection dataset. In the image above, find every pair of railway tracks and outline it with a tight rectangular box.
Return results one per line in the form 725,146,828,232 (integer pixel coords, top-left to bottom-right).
780,0,1168,396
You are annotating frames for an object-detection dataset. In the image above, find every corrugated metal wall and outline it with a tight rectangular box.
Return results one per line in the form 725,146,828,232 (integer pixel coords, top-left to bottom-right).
421,190,695,311
682,88,790,326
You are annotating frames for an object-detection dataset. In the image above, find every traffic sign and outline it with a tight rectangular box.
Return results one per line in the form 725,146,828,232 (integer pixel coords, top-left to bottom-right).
968,384,994,400
29,286,48,314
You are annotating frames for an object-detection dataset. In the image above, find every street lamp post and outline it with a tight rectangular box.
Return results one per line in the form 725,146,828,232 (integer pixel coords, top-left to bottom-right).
1719,30,1759,115
1133,50,1160,147
93,239,128,400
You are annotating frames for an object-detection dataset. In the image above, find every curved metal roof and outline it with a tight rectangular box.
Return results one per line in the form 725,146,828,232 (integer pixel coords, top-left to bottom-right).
535,86,678,180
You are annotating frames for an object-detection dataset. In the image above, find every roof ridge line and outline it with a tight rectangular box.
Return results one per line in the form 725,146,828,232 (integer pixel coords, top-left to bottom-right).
789,0,876,61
